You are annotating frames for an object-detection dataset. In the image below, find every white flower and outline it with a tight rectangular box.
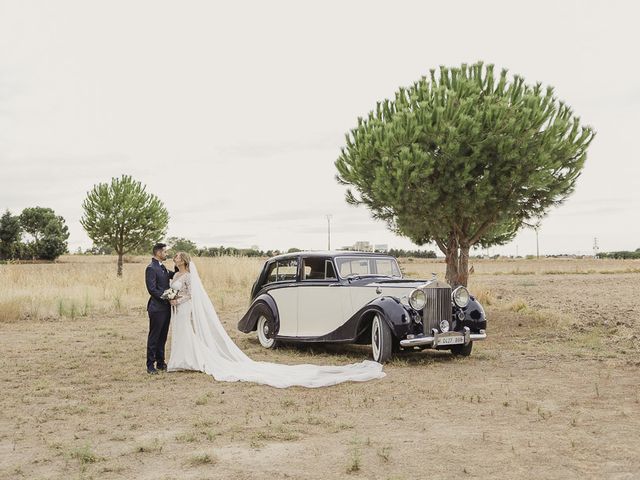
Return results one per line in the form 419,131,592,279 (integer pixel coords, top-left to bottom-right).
161,288,178,300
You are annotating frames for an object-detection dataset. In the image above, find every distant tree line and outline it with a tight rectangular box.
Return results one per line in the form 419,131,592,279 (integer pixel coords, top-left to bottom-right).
166,239,439,259
387,248,437,258
171,238,278,258
597,248,640,259
0,207,69,261
196,246,279,257
82,234,439,261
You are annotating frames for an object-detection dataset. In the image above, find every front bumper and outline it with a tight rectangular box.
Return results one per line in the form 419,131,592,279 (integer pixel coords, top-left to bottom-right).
399,326,487,348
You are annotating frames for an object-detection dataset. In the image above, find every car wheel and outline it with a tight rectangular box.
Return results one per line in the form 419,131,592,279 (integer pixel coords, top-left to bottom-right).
256,313,279,349
451,341,473,357
371,314,392,363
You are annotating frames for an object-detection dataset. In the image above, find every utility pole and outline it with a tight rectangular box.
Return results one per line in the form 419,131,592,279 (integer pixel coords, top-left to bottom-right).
593,237,599,258
326,214,332,250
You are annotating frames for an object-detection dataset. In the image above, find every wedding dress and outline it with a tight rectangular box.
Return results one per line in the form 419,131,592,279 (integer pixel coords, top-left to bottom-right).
166,262,386,388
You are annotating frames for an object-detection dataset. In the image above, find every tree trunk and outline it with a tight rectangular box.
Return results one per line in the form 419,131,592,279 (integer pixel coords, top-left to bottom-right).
439,234,470,288
443,234,459,287
458,242,470,287
117,253,124,277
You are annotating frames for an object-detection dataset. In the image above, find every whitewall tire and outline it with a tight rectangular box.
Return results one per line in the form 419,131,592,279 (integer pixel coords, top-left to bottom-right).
257,314,279,349
371,314,392,363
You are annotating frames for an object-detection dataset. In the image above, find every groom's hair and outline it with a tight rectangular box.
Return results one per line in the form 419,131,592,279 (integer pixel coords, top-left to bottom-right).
152,243,167,255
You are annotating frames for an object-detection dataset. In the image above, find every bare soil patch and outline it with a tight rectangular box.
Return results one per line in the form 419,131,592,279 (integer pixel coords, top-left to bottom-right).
1,258,639,479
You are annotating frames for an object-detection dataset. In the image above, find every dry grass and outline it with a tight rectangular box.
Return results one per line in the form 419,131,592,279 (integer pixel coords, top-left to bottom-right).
1,256,639,479
400,256,640,277
4,255,637,323
0,254,263,322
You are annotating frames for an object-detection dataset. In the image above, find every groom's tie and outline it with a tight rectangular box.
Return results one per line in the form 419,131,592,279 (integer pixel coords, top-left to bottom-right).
161,264,168,275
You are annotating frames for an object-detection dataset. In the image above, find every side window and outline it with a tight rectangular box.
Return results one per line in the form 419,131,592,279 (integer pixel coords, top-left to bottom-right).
325,260,337,280
266,262,278,283
303,264,312,278
276,258,298,282
265,258,299,284
302,257,337,280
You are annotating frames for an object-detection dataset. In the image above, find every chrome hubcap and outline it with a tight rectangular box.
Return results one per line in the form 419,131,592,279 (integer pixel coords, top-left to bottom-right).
257,316,274,348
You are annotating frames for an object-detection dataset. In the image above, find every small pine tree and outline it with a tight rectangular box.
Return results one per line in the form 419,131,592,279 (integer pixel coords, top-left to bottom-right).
336,62,595,286
81,175,169,276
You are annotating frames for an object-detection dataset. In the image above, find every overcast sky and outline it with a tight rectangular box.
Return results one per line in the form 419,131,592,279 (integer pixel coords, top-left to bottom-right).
1,0,638,256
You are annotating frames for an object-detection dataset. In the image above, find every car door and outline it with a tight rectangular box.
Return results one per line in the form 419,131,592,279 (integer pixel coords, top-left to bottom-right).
265,257,299,337
297,257,351,337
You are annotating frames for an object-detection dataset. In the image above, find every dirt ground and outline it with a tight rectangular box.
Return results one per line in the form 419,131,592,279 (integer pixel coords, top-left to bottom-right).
1,259,639,479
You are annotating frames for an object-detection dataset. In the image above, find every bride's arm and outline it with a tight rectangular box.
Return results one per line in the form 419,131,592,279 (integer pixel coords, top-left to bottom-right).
175,274,192,305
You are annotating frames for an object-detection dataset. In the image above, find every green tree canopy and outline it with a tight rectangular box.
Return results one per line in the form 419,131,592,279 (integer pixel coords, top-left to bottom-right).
0,210,22,260
336,62,595,286
81,175,169,276
18,207,69,260
167,236,198,254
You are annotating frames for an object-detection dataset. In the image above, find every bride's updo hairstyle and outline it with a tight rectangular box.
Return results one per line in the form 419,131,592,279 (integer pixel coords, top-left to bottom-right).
176,251,191,272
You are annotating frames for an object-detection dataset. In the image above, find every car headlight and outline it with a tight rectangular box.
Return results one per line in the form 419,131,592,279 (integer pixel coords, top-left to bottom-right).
452,286,470,308
408,289,426,310
439,319,450,333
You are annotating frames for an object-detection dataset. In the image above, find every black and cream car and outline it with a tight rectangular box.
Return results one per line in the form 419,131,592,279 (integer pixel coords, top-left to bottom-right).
238,251,487,363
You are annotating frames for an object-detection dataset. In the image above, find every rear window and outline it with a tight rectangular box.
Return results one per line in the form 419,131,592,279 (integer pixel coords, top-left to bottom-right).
265,258,299,283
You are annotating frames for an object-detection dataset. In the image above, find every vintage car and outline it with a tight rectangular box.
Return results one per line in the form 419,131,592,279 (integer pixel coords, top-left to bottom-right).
237,251,487,363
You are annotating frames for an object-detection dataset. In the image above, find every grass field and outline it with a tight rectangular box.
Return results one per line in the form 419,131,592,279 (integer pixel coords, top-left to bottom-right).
1,255,639,479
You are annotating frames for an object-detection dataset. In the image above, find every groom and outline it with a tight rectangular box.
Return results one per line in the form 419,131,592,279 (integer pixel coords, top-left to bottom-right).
145,243,175,374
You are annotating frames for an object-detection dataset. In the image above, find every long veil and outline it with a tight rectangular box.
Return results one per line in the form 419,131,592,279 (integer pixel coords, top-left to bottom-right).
186,261,386,388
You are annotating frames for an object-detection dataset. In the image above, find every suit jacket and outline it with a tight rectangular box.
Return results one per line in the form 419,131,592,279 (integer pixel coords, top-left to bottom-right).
145,258,175,313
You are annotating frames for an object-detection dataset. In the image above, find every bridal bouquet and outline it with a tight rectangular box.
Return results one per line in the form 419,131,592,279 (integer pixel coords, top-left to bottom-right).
161,288,178,301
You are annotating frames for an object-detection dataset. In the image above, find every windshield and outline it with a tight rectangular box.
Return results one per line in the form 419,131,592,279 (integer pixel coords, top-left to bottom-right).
335,256,402,279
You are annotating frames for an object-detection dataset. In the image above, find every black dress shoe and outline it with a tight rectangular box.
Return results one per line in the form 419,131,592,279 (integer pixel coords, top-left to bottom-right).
147,367,159,375
157,363,167,371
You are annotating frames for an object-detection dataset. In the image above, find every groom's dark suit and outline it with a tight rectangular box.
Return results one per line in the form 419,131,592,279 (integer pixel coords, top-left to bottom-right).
145,258,175,370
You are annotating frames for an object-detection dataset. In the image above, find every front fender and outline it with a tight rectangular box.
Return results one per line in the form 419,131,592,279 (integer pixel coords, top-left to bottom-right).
459,297,487,332
237,293,279,333
353,296,412,342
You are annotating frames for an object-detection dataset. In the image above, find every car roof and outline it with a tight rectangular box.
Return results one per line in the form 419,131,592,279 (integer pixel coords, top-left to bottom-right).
268,250,395,262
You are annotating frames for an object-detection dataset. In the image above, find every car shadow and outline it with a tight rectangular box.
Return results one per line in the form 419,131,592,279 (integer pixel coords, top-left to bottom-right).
283,342,371,361
389,348,462,366
244,338,465,366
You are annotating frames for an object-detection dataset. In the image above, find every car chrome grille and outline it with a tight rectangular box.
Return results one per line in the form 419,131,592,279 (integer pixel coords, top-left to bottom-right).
423,287,452,334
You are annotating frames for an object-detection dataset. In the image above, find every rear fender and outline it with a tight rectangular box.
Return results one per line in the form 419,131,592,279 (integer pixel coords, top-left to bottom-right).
237,294,279,333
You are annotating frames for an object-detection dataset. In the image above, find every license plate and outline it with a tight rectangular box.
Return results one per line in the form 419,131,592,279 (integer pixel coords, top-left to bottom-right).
437,335,464,346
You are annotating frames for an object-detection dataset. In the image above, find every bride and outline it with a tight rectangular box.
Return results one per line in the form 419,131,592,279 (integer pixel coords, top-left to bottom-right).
166,252,385,388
